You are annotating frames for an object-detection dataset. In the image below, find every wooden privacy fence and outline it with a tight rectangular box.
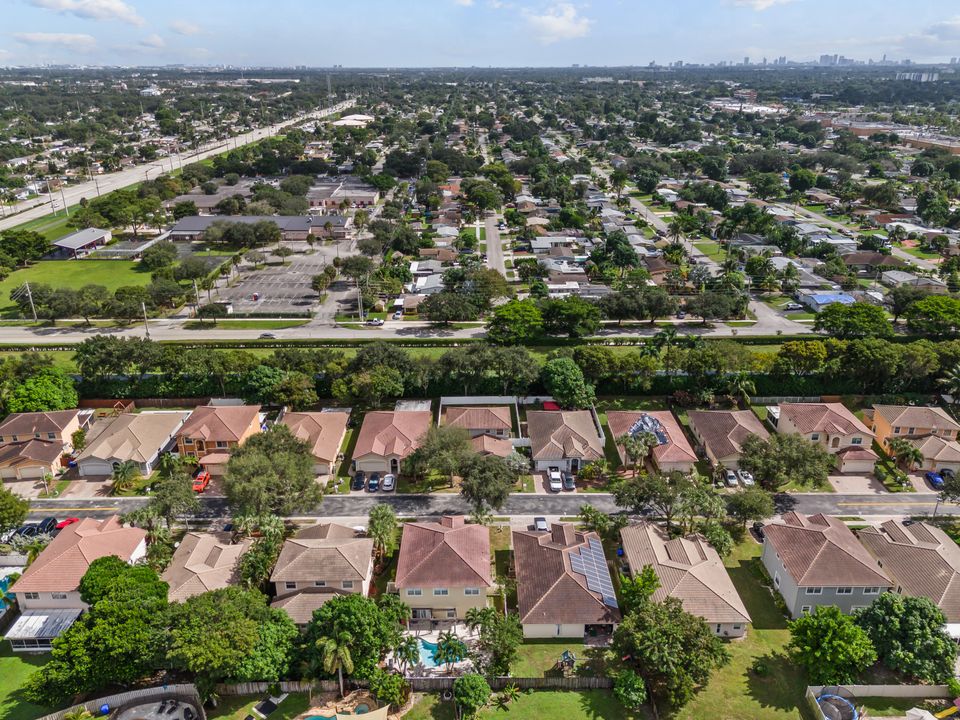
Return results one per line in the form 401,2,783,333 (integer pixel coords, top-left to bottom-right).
35,684,202,720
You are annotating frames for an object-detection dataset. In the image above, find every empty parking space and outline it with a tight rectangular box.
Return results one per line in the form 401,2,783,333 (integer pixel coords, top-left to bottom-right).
218,255,329,314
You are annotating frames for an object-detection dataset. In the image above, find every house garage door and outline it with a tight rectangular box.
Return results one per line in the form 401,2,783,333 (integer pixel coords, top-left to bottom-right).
0,467,19,479
18,466,46,479
79,461,115,477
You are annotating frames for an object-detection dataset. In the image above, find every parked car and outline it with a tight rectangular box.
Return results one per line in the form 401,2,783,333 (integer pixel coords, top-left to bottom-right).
382,473,396,492
192,470,211,493
752,521,766,540
562,471,576,491
392,311,403,320
36,517,57,535
367,473,380,492
941,468,956,481
737,470,755,487
55,517,79,530
676,311,686,319
925,471,945,489
724,469,738,487
783,302,804,311
534,516,548,532
15,524,39,538
548,467,563,493
351,472,366,491
259,332,277,339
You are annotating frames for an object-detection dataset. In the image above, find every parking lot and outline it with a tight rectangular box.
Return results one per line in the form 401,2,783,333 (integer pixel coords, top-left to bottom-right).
217,251,330,315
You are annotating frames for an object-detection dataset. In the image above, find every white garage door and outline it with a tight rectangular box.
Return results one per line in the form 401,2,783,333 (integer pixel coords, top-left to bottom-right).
79,461,115,477
18,466,46,479
0,467,19,479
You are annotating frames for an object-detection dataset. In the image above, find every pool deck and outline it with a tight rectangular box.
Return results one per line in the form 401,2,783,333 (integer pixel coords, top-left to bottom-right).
386,625,478,677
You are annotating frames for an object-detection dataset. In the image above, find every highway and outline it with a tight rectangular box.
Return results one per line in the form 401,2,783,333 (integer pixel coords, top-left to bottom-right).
0,99,355,232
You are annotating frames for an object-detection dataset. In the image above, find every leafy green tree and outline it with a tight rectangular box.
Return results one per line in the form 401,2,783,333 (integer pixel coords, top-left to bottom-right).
470,610,523,677
368,504,399,564
739,433,834,490
419,292,480,324
856,594,957,682
613,471,693,531
788,605,877,685
619,565,661,615
613,669,649,713
404,425,472,487
0,484,28,534
541,296,601,338
487,299,543,345
814,302,893,339
726,487,775,527
367,668,410,710
613,596,730,708
224,424,322,516
540,357,595,409
905,295,960,336
684,292,742,324
460,454,516,512
332,365,404,407
5,367,78,413
453,674,491,719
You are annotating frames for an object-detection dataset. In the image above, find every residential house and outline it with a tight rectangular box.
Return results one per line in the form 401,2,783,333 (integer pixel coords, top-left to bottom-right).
858,520,960,622
470,434,514,457
351,410,432,475
0,439,63,482
687,410,770,470
176,405,262,459
797,292,857,312
6,516,146,651
513,523,620,638
76,411,190,477
162,531,253,603
270,523,374,600
526,410,604,473
395,516,492,622
776,402,876,472
607,411,697,473
443,406,511,438
871,405,960,458
761,512,892,618
279,411,349,475
620,522,750,637
906,435,960,474
880,271,949,293
0,409,92,453
842,252,908,274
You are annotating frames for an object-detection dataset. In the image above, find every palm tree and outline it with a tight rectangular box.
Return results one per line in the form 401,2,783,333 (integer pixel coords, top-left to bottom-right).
464,606,497,633
368,505,398,566
110,460,141,495
887,438,923,471
618,432,655,475
316,631,354,697
23,539,49,566
394,635,420,675
723,372,756,408
668,217,683,244
939,363,960,402
434,631,467,674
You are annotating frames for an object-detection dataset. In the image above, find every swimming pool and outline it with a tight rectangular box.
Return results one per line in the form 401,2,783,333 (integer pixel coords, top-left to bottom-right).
418,639,442,669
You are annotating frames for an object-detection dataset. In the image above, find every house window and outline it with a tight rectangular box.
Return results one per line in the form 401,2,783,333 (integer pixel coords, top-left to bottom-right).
314,581,326,587
851,438,862,445
863,587,881,595
908,427,915,435
47,432,56,440
284,581,296,590
216,441,227,448
836,587,853,595
23,592,39,600
33,433,40,439
801,606,811,614
896,586,902,594
183,438,194,445
446,609,456,619
810,433,820,441
342,581,354,590
407,589,422,596
464,588,480,596
433,588,449,596
10,435,17,441
733,625,742,630
774,573,780,588
0,436,4,442
51,592,67,600
893,426,901,434
805,587,823,595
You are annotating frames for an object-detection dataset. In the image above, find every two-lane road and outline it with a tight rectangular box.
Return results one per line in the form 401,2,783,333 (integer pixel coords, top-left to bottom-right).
484,214,506,274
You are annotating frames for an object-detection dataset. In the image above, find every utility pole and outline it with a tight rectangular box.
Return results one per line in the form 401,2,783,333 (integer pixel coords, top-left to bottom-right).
193,280,201,317
59,185,69,217
141,301,150,338
24,282,37,321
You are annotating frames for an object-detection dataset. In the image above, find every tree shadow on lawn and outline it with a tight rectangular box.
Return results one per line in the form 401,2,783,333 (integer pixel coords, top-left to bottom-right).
744,651,809,717
726,559,788,631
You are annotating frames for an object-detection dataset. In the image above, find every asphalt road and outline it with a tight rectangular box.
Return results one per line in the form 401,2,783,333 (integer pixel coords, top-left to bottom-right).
485,214,506,274
26,491,958,523
0,100,354,232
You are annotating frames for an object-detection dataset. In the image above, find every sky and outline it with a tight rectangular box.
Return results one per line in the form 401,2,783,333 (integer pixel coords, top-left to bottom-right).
3,0,960,68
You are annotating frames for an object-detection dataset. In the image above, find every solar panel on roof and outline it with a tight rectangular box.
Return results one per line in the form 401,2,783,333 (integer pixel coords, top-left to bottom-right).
628,414,668,446
567,538,618,609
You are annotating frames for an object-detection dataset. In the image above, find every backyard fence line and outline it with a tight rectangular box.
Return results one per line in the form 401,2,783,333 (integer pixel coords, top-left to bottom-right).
808,684,951,699
750,396,820,404
35,684,202,720
219,676,613,697
218,680,357,695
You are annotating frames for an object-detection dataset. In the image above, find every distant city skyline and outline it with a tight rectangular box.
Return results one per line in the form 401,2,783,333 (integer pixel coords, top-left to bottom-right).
3,0,960,68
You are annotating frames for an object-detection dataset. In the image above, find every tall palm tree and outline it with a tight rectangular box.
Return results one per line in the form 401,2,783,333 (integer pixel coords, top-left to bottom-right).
938,363,960,402
464,606,497,633
110,461,141,495
668,217,683,244
394,635,420,675
368,505,398,566
618,432,656,476
723,372,756,408
887,438,923,471
434,631,467,674
316,631,354,697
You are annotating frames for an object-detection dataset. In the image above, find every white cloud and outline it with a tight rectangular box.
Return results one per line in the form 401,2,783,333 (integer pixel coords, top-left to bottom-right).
454,0,474,5
139,33,165,49
14,32,97,52
27,0,144,25
524,3,592,44
733,0,794,10
169,19,201,36
925,15,960,42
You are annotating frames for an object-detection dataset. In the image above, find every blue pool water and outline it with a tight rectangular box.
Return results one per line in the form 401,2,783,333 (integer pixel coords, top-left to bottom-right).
307,716,335,720
418,639,442,669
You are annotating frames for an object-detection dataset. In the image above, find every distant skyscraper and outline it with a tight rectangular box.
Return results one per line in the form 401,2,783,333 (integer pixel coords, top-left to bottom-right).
744,56,750,65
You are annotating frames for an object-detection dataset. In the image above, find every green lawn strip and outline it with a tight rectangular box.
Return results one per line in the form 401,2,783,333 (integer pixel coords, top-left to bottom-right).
182,319,309,330
372,548,398,597
38,478,70,498
858,697,950,717
332,427,358,492
510,639,609,678
207,693,310,720
405,689,643,720
0,641,53,720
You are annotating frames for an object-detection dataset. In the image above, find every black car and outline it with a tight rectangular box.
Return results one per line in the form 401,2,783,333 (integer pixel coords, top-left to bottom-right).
351,472,366,491
752,521,765,540
562,472,576,491
15,524,39,538
36,517,57,535
942,468,956,481
367,473,380,492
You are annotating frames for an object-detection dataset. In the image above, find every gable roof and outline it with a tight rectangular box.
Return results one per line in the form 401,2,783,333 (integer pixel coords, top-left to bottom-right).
162,531,252,602
471,434,514,457
12,515,146,593
778,403,873,437
279,411,349,463
687,409,770,460
909,435,960,464
271,587,351,625
527,410,603,462
77,411,190,464
858,521,960,622
270,523,373,583
763,512,891,588
0,439,62,468
395,517,492,589
352,411,431,460
873,405,960,434
0,409,83,439
445,406,511,433
512,524,621,626
178,405,261,443
620,522,750,625
607,410,697,466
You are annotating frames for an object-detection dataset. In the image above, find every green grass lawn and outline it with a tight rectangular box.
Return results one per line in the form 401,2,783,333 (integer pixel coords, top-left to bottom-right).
8,212,74,243
182,319,309,330
0,260,153,315
895,243,940,261
675,540,808,720
0,641,53,720
693,242,727,263
405,689,644,720
207,693,310,720
510,640,609,679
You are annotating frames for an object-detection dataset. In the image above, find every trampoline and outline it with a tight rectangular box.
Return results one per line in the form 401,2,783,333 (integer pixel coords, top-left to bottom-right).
817,687,859,720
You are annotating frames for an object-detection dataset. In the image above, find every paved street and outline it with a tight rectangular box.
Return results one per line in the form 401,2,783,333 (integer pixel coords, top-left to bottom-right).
484,214,506,274
0,100,354,232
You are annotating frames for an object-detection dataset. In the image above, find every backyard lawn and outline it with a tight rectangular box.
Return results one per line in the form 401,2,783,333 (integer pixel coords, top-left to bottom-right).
405,689,644,720
207,693,310,720
0,641,53,720
510,639,608,679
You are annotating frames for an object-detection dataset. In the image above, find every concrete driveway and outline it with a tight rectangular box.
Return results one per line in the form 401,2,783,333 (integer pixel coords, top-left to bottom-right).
61,477,114,498
828,474,890,495
3,478,48,499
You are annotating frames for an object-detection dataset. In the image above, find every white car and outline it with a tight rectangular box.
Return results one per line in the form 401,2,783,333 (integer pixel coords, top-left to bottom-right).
783,302,804,311
724,469,739,487
382,474,396,492
392,311,403,320
548,467,563,493
737,470,755,487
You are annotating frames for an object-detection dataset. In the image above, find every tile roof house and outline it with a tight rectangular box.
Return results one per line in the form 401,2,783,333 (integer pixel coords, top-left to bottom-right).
271,586,352,629
776,403,876,473
471,434,514,458
687,410,770,470
620,522,750,637
871,405,960,471
270,523,374,600
351,410,432,475
76,411,191,477
526,410,604,473
0,439,64,481
607,410,697,473
907,434,960,473
858,520,960,622
395,516,492,622
444,406,512,438
279,411,349,475
761,512,892,618
6,515,146,651
177,405,262,459
0,409,92,453
162,531,252,603
513,523,620,638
